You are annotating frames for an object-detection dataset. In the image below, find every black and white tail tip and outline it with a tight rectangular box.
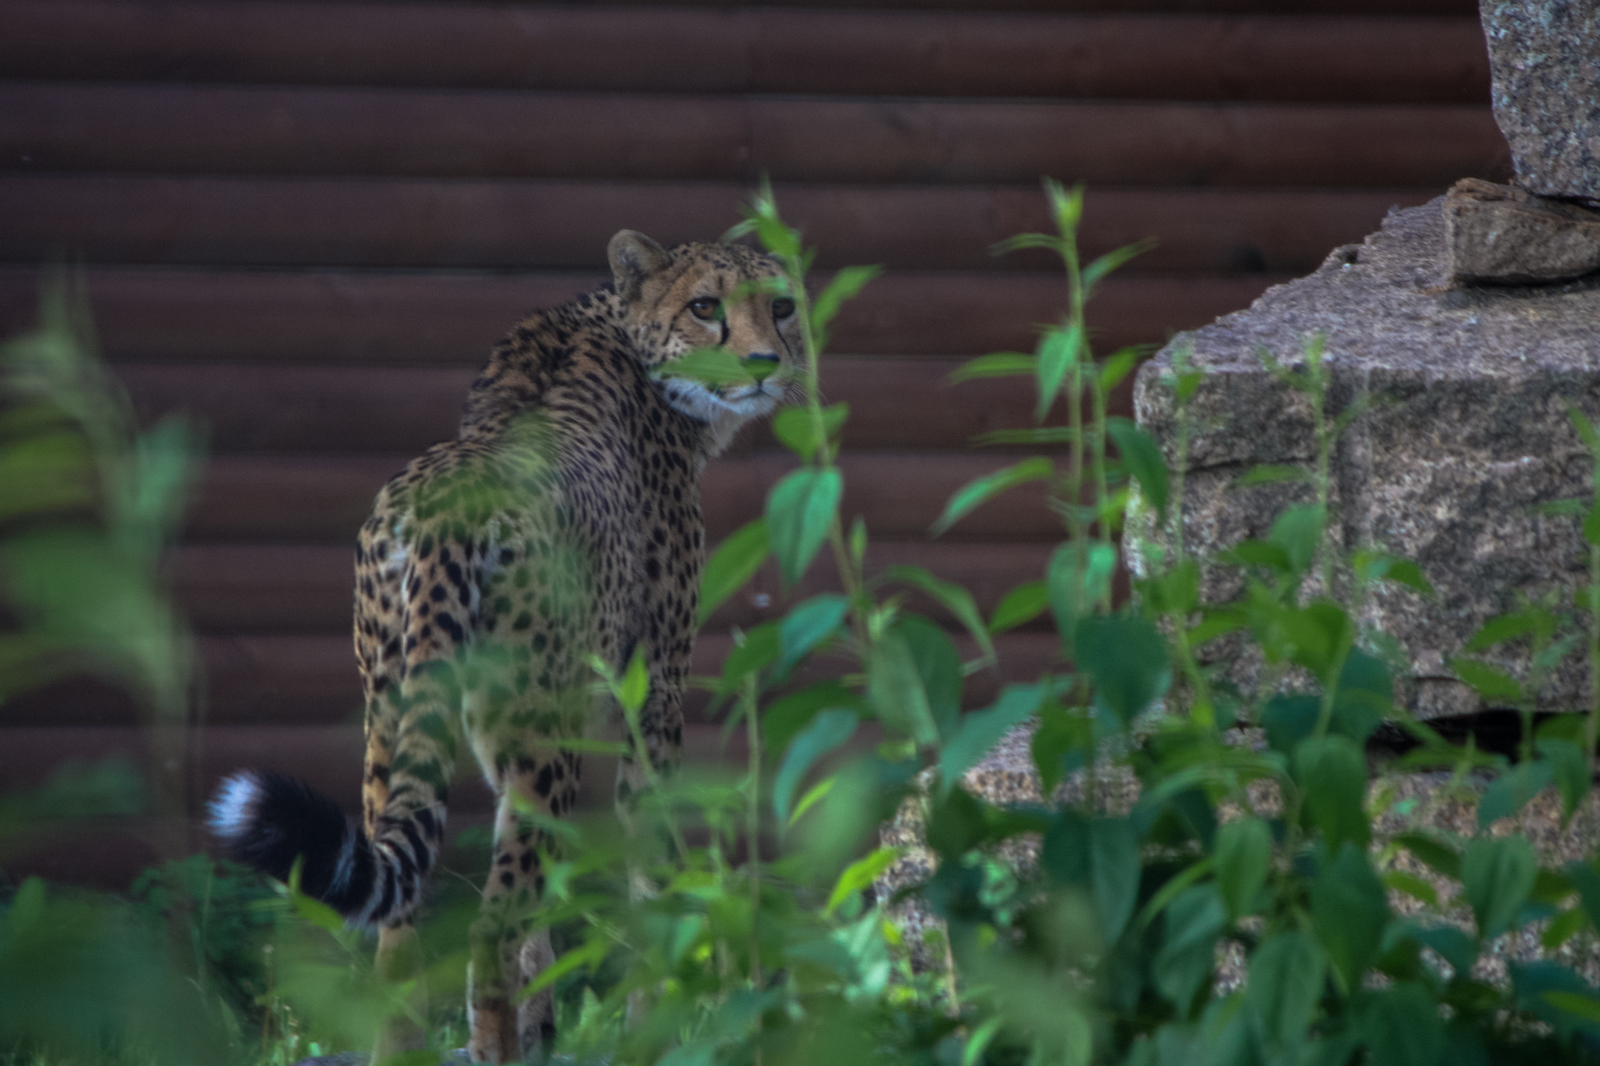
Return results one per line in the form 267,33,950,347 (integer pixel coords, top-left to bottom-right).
208,769,381,920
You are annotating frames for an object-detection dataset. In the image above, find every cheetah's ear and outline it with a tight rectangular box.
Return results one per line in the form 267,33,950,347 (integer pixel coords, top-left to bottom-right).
608,230,670,302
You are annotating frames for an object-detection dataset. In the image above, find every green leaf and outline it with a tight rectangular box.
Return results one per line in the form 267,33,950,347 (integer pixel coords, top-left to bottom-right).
650,345,756,387
938,683,1046,795
772,402,849,461
1173,368,1203,404
894,614,964,739
1247,931,1327,1049
1214,816,1272,919
765,467,841,587
868,626,939,746
1153,885,1227,1011
1383,871,1438,908
1047,540,1117,652
988,579,1048,634
1294,735,1369,852
1106,417,1169,524
699,518,769,624
949,352,1035,381
773,708,858,826
1089,816,1141,944
1477,759,1555,829
1355,983,1444,1066
1034,323,1083,423
1232,464,1308,488
778,594,850,673
1378,558,1433,596
789,777,833,827
1098,346,1144,393
826,847,899,913
1543,989,1600,1024
1330,648,1392,744
1268,504,1326,575
1464,609,1546,653
1394,832,1462,881
617,645,649,715
1461,835,1538,939
879,563,995,664
931,456,1052,536
1414,924,1477,975
1543,906,1587,951
716,621,780,695
1083,238,1156,293
1282,601,1355,681
1537,733,1592,824
1261,693,1320,755
1046,179,1085,235
1570,405,1600,451
1075,613,1172,726
1450,658,1522,703
973,426,1081,447
764,680,866,757
1311,843,1390,989
1570,860,1600,930
1031,700,1090,798
810,265,882,348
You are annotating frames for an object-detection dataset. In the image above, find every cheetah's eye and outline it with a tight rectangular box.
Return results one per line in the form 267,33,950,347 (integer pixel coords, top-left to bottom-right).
771,297,796,320
687,297,721,321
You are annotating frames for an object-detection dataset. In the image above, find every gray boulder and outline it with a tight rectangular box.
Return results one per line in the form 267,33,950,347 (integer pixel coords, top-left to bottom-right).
1131,199,1600,716
1481,0,1600,203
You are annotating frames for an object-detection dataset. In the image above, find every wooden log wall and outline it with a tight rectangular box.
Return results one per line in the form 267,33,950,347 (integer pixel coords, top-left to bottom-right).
0,0,1505,884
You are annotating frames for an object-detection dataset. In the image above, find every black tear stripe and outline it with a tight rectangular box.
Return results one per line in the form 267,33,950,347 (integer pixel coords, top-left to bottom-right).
719,319,729,346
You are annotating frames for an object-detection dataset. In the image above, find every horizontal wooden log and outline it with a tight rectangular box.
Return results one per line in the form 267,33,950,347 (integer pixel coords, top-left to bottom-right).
0,268,1280,361
3,630,1063,730
0,83,1507,187
0,174,1440,275
112,358,1101,455
0,2,1486,102
167,540,1056,634
183,452,1062,544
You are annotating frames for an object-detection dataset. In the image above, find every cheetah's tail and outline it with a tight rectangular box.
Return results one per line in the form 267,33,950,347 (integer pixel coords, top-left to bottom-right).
209,769,432,925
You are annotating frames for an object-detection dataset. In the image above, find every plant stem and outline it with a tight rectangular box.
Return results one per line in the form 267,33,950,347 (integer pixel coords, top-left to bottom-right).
1590,542,1600,773
744,670,763,988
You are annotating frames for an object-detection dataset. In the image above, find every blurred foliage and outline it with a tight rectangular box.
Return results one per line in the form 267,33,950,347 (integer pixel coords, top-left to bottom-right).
8,183,1600,1066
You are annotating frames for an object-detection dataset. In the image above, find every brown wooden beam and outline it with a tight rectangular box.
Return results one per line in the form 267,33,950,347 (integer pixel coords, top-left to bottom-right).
0,83,1508,187
0,3,1485,100
3,630,1063,729
110,358,1112,454
0,174,1442,275
166,540,1056,634
182,451,1062,545
0,268,1280,361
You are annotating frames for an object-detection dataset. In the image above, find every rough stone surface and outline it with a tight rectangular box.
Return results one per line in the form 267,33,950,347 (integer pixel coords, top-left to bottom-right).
1131,199,1600,716
1446,177,1600,284
881,722,1600,986
1481,0,1600,203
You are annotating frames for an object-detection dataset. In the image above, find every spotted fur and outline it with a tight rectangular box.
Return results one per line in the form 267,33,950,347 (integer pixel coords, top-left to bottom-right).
211,231,799,1063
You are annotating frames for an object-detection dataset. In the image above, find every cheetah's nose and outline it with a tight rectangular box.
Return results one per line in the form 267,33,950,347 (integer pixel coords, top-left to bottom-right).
741,352,780,381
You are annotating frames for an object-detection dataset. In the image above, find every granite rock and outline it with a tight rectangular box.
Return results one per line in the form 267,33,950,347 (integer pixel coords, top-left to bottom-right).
1445,177,1600,284
1131,199,1600,715
1481,0,1600,203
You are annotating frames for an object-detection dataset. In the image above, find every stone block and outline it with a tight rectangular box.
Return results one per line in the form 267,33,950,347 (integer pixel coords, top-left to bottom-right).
1481,0,1600,203
1132,199,1600,715
1445,177,1600,284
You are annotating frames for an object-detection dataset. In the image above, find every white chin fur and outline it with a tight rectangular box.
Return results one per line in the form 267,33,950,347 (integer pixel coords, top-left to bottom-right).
661,379,781,425
208,770,263,842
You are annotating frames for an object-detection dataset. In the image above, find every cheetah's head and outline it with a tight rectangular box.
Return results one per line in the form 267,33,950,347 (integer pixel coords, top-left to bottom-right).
609,230,800,442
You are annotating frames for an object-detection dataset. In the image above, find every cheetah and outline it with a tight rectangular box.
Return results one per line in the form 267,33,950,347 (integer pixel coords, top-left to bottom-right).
210,230,800,1063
